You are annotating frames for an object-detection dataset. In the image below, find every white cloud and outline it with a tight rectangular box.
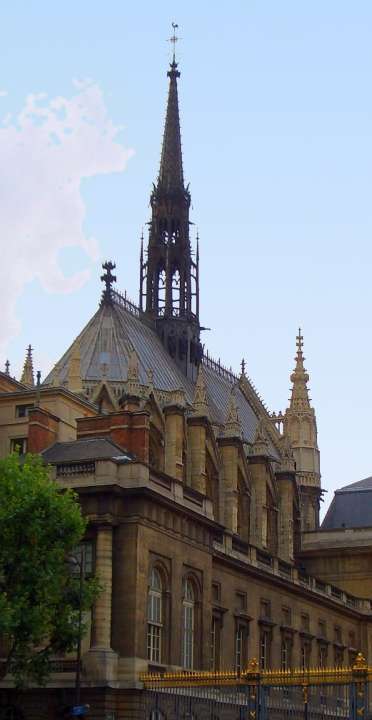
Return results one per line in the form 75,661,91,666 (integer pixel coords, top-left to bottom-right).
0,80,133,359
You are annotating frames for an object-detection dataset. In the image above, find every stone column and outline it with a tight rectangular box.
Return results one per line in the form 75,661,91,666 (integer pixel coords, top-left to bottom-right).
188,417,207,494
84,524,118,682
249,457,268,548
91,525,113,648
219,440,238,533
277,473,295,562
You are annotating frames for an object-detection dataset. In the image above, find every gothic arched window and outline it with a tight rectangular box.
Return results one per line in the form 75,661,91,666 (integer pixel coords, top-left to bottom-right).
172,269,180,316
147,567,163,663
157,268,166,316
182,578,195,669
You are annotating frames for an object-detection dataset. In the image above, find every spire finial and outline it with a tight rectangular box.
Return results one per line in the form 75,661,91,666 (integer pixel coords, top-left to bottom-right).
289,327,310,411
169,22,179,64
4,359,10,376
296,327,304,354
100,261,117,306
240,358,246,377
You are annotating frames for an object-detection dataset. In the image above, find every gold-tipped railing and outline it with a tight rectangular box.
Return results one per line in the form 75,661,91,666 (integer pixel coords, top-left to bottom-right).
141,653,369,688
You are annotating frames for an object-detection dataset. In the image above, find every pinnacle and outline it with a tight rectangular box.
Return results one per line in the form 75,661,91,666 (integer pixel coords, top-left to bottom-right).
20,344,35,387
224,388,241,438
126,347,141,399
251,419,270,456
192,365,209,418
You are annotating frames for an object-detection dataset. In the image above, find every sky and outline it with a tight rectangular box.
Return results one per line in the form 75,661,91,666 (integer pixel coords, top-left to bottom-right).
1,1,372,514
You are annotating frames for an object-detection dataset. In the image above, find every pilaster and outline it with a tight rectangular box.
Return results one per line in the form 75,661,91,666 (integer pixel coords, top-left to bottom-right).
164,404,184,480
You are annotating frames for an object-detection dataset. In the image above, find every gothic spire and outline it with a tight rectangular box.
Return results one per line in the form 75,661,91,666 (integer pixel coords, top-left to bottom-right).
289,328,311,412
140,31,200,382
20,344,35,387
158,27,184,191
284,328,321,531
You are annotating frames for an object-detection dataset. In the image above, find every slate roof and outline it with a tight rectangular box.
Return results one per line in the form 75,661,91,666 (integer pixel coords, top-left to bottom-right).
43,293,278,453
322,477,372,529
42,437,133,464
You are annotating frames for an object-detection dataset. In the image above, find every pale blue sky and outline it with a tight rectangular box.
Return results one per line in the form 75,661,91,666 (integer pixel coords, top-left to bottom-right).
2,1,372,513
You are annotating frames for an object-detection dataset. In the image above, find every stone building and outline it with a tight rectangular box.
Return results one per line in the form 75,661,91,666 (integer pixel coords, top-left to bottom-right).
1,47,372,720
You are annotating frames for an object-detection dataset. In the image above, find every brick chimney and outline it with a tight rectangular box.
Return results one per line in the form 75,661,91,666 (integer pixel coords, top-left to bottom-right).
28,407,59,453
76,409,150,464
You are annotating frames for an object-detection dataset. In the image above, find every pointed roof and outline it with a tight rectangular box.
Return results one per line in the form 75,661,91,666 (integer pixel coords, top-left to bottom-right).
43,291,279,449
20,344,35,387
288,328,311,412
158,59,184,191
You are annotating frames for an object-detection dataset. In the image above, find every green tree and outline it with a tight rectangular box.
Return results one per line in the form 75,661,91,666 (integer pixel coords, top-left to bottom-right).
0,453,98,688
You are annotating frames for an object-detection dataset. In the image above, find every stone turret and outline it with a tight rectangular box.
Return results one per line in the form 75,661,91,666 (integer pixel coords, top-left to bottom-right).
283,329,321,531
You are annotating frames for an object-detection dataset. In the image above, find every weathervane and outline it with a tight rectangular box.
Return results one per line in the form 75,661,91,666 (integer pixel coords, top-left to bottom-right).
169,22,179,62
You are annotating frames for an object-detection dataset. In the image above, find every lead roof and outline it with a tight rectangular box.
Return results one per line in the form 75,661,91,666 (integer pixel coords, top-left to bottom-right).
43,294,278,453
322,476,372,529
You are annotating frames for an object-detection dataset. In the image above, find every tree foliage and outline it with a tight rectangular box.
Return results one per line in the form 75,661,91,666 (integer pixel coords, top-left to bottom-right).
0,453,98,687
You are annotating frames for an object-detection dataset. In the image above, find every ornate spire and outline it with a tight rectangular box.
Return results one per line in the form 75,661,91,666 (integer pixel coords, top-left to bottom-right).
158,24,184,191
140,31,200,381
20,345,35,387
284,328,321,531
192,365,209,418
100,261,117,306
224,388,241,438
289,328,311,412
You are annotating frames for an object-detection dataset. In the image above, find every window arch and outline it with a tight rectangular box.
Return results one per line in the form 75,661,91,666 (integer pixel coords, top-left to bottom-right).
147,567,163,663
182,578,195,669
172,269,181,315
157,268,166,315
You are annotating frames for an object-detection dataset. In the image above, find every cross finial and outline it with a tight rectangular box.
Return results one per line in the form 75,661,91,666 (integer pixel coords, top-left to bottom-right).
169,22,179,63
4,359,10,375
240,358,246,377
100,261,117,305
296,327,303,354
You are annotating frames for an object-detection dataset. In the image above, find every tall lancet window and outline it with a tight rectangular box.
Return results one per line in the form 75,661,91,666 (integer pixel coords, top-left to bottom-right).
157,268,166,316
172,269,180,315
147,567,163,663
182,578,195,669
